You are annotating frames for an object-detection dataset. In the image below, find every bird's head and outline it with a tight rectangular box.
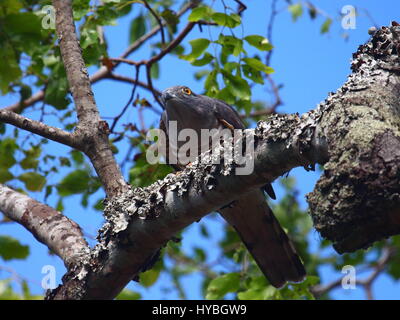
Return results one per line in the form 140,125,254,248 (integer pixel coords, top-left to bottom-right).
160,85,218,129
161,85,198,107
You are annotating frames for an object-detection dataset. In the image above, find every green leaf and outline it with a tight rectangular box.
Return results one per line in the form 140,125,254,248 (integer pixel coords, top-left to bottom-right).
244,35,273,51
57,169,91,196
71,150,84,165
188,6,213,22
238,286,276,300
216,35,243,57
20,157,39,170
4,13,42,36
72,0,91,20
191,52,214,67
0,169,14,183
194,247,206,262
116,289,141,300
139,268,161,287
18,172,46,191
204,69,219,95
56,198,64,212
206,273,240,299
321,18,333,34
0,44,22,94
0,0,23,14
216,87,235,105
161,9,179,33
242,58,274,74
44,76,70,110
129,14,147,44
288,3,303,22
221,70,251,100
19,85,32,101
241,64,264,84
20,146,41,170
80,28,99,49
0,138,18,169
180,38,210,62
150,62,160,79
211,12,241,28
0,236,29,261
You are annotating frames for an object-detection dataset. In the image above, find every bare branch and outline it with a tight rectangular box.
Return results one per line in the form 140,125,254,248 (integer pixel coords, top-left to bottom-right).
266,0,278,66
0,184,90,268
0,109,81,150
53,0,128,198
142,0,165,45
110,66,141,133
106,72,161,97
311,246,397,299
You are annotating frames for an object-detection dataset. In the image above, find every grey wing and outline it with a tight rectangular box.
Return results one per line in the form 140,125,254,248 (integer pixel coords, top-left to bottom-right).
213,99,276,199
212,99,245,130
159,112,183,171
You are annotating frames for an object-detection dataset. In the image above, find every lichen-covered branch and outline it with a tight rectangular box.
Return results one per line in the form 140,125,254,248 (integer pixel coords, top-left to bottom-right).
307,23,400,253
0,184,90,268
49,24,400,300
49,111,329,299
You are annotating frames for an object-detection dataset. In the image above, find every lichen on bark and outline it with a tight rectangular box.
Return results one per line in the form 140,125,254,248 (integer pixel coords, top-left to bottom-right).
307,23,400,253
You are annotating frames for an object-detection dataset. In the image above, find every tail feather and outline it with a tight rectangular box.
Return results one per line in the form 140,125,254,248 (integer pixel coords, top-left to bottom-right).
219,189,305,288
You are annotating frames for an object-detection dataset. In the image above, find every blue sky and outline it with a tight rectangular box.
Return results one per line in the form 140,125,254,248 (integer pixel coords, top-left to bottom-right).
1,0,400,299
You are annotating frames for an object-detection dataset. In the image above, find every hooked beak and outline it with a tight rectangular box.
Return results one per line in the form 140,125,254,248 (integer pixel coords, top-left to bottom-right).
161,89,176,105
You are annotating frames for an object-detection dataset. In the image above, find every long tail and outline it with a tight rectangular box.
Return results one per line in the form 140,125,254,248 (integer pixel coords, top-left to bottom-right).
219,189,306,288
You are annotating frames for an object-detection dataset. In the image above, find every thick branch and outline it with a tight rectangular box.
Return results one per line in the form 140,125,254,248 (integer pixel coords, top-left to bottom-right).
49,112,328,299
0,184,90,268
307,23,400,253
50,24,400,300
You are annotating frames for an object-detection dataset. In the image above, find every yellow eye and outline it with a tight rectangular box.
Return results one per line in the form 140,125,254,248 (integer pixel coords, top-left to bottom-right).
182,87,192,95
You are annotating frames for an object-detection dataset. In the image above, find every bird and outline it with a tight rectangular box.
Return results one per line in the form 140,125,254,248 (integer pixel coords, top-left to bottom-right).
159,85,306,288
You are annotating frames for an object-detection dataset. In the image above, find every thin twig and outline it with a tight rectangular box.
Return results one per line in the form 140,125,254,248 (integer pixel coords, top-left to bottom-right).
311,246,397,299
233,0,247,15
143,0,165,45
266,0,278,66
110,66,140,133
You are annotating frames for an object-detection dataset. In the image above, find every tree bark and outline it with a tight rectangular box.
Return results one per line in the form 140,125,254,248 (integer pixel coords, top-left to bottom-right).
53,0,128,198
0,184,89,268
307,23,400,253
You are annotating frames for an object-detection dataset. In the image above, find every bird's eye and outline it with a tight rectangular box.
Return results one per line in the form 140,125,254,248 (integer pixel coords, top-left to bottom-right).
182,87,192,95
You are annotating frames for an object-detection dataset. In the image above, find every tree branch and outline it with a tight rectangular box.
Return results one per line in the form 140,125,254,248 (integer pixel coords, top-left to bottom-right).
142,0,165,45
0,109,81,150
0,184,90,268
106,72,161,97
49,110,329,299
53,0,128,198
